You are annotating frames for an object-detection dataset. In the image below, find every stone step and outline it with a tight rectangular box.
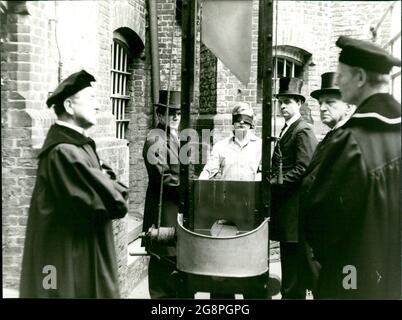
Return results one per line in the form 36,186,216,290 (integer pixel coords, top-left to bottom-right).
124,237,150,298
3,287,19,298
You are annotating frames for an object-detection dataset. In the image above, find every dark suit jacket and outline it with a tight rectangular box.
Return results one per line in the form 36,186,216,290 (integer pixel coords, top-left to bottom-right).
270,117,318,242
142,124,180,255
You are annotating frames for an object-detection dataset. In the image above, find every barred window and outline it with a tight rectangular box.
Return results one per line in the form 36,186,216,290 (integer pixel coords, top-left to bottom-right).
272,56,303,119
110,40,130,139
273,56,303,90
272,46,310,119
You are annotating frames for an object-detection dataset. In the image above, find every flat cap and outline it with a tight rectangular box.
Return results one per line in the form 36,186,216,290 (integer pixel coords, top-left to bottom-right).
46,70,96,108
232,102,254,117
336,35,401,74
232,102,254,127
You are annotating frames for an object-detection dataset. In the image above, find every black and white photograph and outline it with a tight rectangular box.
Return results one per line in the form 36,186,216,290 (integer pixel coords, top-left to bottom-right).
1,0,401,305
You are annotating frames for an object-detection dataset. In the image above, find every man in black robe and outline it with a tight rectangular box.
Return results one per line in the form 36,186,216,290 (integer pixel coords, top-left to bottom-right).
299,72,355,296
304,36,401,299
142,90,181,299
19,70,129,298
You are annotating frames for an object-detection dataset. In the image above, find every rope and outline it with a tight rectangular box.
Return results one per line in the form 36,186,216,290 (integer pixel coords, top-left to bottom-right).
157,0,178,234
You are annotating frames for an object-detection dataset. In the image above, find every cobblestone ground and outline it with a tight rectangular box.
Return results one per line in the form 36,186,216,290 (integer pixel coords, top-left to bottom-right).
2,241,284,299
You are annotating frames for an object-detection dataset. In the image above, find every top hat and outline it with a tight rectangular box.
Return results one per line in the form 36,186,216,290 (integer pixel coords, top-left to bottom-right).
336,35,401,74
155,90,181,110
310,72,341,100
275,77,305,103
46,70,96,108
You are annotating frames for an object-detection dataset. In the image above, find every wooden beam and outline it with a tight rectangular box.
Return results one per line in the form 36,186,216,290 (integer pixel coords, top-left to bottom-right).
259,0,274,220
180,0,197,229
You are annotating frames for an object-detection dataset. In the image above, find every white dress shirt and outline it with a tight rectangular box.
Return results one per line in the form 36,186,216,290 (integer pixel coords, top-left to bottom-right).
280,113,301,138
55,120,88,137
199,131,262,181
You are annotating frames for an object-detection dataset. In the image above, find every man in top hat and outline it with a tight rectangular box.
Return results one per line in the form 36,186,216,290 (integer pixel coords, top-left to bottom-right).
142,89,181,298
311,72,355,131
199,102,262,181
303,36,401,299
19,70,129,298
270,77,318,299
298,72,356,296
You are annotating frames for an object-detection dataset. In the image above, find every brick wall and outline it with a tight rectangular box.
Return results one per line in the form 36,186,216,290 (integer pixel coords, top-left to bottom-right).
329,1,393,71
158,0,182,91
126,47,153,222
199,43,217,115
196,1,395,145
196,0,261,147
1,0,149,297
2,1,49,289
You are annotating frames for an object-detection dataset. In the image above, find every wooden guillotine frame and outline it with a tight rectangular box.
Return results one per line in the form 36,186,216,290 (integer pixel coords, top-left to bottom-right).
174,0,277,298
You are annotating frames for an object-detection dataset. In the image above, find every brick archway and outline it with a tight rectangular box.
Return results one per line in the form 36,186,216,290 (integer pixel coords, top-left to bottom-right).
111,1,146,46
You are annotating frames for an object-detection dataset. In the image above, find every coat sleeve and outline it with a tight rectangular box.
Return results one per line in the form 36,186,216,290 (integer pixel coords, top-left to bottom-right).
198,143,221,180
47,145,129,221
143,134,179,186
304,130,368,255
283,126,318,185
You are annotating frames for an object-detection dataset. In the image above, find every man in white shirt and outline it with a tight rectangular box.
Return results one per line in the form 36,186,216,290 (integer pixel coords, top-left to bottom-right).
199,102,261,181
198,102,262,299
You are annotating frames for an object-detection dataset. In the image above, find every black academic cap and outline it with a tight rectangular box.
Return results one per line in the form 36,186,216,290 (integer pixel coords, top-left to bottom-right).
336,35,401,74
46,70,96,108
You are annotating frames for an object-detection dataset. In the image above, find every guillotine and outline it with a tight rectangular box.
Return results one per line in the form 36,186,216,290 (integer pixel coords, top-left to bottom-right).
135,0,279,298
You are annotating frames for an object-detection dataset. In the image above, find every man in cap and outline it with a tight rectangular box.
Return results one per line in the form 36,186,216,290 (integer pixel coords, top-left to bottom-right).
304,36,401,299
20,70,129,298
199,102,262,181
269,77,318,299
198,101,262,299
142,90,181,298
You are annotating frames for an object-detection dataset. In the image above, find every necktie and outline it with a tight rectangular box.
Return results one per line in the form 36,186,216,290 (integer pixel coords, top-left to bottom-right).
274,123,288,149
272,123,287,184
278,123,288,138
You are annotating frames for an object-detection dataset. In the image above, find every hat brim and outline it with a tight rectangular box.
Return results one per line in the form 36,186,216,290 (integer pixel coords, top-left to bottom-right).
310,88,341,100
275,93,306,104
154,103,181,110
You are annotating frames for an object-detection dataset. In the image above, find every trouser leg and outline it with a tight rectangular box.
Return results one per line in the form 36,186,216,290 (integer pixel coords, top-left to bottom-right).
280,242,306,299
148,255,177,299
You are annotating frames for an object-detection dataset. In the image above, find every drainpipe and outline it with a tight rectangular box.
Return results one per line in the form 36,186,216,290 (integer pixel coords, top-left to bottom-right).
148,0,160,126
52,1,63,83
